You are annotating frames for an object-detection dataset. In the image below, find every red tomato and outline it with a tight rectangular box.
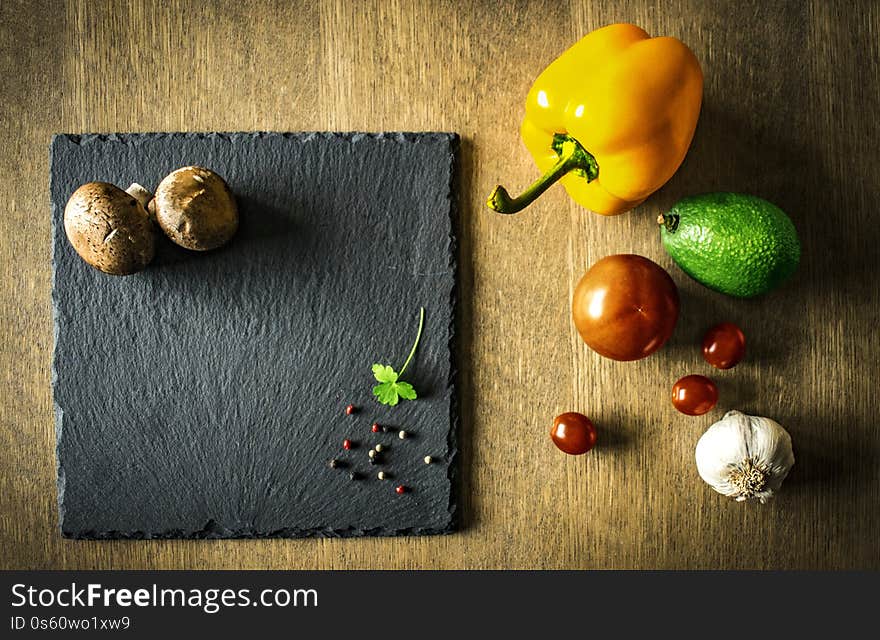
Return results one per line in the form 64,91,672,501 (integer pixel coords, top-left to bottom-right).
702,322,746,369
671,375,718,416
572,255,679,361
551,412,597,455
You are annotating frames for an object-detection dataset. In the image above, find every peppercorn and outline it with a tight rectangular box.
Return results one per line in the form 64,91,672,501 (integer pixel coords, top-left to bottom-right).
395,485,407,495
349,471,359,481
371,423,381,433
424,456,433,464
328,458,340,469
375,444,384,453
398,430,408,440
343,439,353,450
345,404,356,415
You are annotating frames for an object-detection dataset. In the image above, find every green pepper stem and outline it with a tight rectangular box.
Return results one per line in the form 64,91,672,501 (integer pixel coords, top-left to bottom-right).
487,134,598,214
657,213,680,233
398,306,425,376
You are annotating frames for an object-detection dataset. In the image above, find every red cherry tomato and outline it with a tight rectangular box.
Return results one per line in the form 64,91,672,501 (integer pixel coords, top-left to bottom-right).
702,322,746,369
551,412,597,455
572,254,679,361
671,375,718,416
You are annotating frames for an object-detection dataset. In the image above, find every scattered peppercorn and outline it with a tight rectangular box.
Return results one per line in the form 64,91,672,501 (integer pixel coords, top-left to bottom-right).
382,425,391,433
371,423,381,433
378,471,387,480
328,458,340,469
345,404,356,415
368,449,376,459
375,444,384,453
349,471,359,481
343,439,353,450
395,485,407,495
398,430,408,440
424,456,432,464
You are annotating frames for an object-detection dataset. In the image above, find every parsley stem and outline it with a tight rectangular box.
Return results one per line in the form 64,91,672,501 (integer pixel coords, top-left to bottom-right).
398,307,425,376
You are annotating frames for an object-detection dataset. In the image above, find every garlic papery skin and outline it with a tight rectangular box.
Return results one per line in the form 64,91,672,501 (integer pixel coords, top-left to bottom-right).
695,410,795,503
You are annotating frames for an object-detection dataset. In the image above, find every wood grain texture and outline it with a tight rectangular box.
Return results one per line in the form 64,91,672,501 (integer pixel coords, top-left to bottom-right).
1,0,878,569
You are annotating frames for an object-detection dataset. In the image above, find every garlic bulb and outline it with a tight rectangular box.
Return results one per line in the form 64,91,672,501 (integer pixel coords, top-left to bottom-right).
695,410,794,503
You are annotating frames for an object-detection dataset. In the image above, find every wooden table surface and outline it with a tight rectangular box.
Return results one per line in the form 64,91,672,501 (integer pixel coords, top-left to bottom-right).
2,0,878,570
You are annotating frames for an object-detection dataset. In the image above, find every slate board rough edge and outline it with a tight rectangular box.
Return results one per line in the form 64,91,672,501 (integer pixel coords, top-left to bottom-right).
441,132,461,536
49,138,66,539
50,131,461,539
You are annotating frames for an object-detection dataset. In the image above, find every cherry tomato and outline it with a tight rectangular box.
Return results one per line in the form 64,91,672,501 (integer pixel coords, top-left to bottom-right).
551,412,597,455
671,375,718,416
572,254,679,361
702,322,746,369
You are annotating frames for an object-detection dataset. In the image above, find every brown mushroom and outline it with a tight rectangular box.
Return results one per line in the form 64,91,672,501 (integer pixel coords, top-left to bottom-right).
149,166,238,251
63,182,156,275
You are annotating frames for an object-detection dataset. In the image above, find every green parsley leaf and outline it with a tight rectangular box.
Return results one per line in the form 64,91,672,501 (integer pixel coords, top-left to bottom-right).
371,307,425,407
372,363,398,384
395,381,417,400
373,381,402,406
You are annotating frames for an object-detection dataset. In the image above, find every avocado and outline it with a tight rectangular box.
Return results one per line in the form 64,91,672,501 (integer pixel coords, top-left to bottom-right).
659,193,800,298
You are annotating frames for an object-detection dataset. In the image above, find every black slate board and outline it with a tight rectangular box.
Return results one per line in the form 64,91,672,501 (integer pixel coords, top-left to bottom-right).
51,132,459,538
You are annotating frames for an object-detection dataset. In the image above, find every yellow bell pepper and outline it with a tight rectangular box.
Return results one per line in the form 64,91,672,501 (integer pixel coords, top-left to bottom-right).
487,23,703,216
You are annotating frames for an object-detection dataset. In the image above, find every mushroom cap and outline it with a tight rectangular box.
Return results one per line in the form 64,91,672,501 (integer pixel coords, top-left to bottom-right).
151,166,238,251
63,182,156,275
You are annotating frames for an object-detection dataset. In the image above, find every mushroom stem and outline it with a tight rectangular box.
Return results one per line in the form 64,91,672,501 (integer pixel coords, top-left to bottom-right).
125,183,154,210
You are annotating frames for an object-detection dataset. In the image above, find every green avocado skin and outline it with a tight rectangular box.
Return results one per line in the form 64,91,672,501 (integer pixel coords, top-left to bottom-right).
660,193,801,298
